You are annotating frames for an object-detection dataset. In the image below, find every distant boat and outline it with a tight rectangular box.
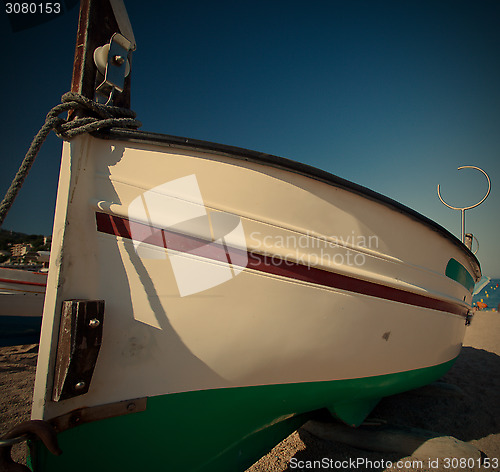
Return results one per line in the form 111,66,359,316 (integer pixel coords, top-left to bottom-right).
0,266,46,346
26,1,481,471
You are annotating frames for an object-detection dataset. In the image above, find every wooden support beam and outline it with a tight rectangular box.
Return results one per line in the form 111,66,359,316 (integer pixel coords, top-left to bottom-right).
71,0,131,108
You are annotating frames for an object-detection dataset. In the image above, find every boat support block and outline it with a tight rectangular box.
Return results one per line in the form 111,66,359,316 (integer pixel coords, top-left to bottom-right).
52,300,105,401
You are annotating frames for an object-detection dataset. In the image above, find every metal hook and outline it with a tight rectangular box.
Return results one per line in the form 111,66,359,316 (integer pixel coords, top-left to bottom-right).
437,166,491,243
0,420,61,472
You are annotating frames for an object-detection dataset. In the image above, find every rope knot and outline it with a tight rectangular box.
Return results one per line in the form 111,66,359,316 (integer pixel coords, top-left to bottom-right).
49,92,141,140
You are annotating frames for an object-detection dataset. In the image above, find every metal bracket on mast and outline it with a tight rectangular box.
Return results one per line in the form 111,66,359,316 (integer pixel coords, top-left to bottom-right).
70,0,137,109
437,166,491,247
94,33,135,104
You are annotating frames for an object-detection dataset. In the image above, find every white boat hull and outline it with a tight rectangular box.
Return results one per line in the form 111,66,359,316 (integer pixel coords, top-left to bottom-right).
31,132,479,471
0,267,46,345
0,292,44,317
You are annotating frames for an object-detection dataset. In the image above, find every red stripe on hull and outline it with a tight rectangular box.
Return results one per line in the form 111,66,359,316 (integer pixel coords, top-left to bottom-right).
0,277,47,288
95,212,468,318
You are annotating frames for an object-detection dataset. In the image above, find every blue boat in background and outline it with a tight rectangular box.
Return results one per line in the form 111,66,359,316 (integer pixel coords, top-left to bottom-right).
473,277,500,311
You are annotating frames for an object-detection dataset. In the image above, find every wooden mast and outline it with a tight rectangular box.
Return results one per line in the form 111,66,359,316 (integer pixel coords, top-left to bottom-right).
70,0,132,108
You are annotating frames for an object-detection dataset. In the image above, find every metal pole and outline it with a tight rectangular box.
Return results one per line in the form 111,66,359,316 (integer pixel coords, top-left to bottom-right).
437,166,491,244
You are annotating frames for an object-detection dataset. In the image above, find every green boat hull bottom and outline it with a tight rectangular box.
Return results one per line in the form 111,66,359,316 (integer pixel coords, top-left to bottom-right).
32,358,456,472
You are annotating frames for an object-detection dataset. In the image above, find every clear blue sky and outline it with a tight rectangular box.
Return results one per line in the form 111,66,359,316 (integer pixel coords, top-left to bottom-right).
0,1,499,276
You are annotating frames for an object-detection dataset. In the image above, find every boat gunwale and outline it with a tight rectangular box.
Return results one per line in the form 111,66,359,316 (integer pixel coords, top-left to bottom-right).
93,128,481,280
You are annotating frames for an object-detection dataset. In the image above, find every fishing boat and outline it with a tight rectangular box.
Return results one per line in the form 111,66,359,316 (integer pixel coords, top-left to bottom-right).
0,267,46,346
2,1,481,471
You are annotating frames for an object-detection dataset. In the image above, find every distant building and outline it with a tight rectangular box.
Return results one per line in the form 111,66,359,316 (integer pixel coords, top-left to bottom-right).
11,243,32,258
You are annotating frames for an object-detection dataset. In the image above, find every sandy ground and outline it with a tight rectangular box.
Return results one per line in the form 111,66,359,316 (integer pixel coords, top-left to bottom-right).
0,311,499,471
0,343,38,465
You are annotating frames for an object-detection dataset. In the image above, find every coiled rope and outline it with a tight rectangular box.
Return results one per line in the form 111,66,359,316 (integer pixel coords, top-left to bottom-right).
0,92,142,226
